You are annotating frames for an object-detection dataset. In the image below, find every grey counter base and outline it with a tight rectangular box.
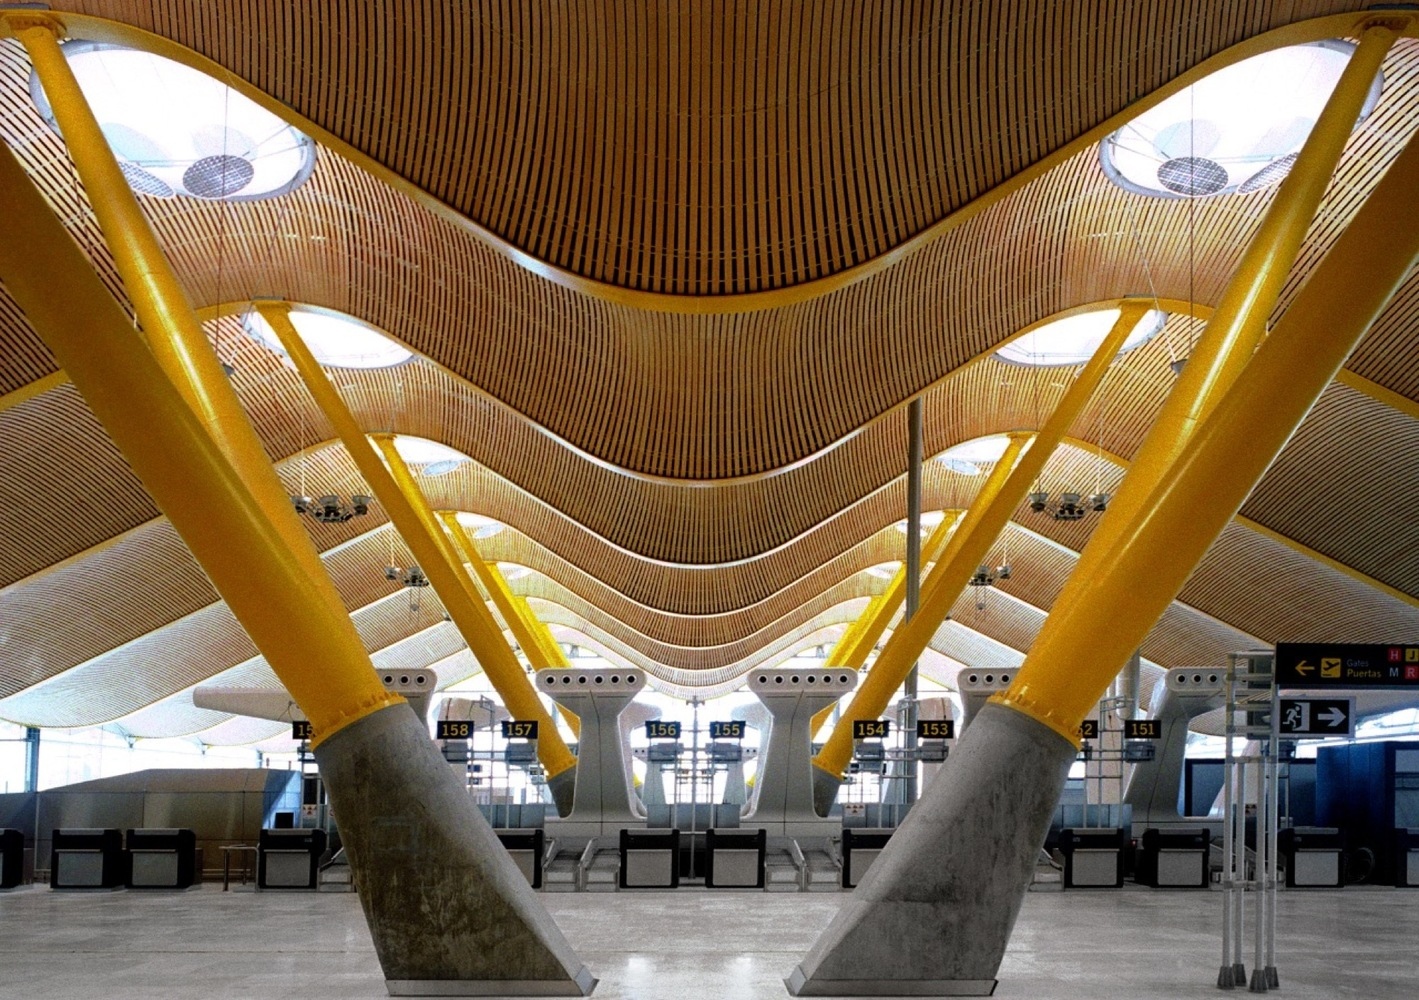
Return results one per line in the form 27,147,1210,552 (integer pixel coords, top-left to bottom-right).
785,968,996,996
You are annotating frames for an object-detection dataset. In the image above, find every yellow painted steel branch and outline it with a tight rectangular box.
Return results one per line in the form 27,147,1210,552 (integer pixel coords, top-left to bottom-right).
0,143,401,742
13,19,352,628
813,305,1147,778
997,123,1419,742
811,433,1028,779
1086,24,1397,548
255,303,575,777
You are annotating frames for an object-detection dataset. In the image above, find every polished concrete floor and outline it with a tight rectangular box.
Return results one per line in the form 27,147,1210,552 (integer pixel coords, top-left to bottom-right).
0,882,1413,999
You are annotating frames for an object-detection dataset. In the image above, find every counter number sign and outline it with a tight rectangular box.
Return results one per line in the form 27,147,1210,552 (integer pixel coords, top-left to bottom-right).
501,720,539,740
916,720,955,739
645,721,682,740
1125,719,1162,740
1078,719,1099,740
709,721,745,739
853,719,890,740
437,720,473,740
291,719,312,741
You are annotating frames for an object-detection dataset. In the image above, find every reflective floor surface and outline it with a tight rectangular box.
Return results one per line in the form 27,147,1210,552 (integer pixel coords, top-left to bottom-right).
0,883,1413,999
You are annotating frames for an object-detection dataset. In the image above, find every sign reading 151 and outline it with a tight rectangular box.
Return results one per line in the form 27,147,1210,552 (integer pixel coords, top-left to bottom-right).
501,720,539,740
853,719,890,740
646,721,682,739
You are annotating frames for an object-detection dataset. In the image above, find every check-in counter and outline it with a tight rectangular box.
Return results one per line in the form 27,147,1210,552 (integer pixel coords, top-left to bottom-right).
496,829,545,889
1135,828,1210,888
126,828,198,889
1058,827,1126,888
1279,826,1344,888
841,828,892,889
0,829,25,889
618,828,679,889
51,828,125,889
705,828,765,888
257,827,327,890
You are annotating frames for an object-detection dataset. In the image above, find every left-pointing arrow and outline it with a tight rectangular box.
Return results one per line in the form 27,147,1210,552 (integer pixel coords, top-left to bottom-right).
1319,707,1347,728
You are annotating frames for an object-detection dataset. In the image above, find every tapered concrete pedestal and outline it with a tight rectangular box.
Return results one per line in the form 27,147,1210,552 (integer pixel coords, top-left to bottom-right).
788,703,1075,997
316,704,596,997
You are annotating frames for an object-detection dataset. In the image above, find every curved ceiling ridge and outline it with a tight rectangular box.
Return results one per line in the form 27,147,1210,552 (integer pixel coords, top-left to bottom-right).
41,8,1387,308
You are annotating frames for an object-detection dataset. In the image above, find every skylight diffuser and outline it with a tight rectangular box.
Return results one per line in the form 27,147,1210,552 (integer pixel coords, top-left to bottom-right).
30,41,316,201
391,436,470,474
1100,41,1381,199
996,308,1166,367
244,305,412,369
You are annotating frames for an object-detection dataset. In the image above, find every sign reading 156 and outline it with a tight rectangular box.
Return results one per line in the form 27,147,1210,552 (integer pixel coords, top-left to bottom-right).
646,721,682,739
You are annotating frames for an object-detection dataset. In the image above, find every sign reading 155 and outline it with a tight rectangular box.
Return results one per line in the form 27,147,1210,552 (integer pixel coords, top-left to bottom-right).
853,719,890,740
501,720,540,740
646,721,682,739
291,720,313,741
709,721,745,739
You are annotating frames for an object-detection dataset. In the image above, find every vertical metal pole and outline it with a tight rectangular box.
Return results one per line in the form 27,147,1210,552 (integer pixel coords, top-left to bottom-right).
1234,746,1248,986
903,398,923,806
23,727,39,793
1266,674,1281,988
1220,661,1236,988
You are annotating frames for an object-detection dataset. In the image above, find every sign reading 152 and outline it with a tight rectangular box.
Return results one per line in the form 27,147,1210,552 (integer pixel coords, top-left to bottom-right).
646,721,682,739
501,720,540,740
853,719,890,740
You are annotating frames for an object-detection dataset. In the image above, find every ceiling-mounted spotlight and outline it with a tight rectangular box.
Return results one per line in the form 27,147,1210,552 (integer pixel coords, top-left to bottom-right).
969,564,996,588
351,495,371,516
1028,491,1049,513
404,567,430,588
1028,491,1108,522
291,495,313,515
996,564,1012,581
1089,493,1111,513
1055,493,1086,521
291,493,374,525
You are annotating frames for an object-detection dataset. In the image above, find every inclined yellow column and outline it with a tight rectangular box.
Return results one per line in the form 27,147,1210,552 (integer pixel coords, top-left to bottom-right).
10,17,344,616
256,302,576,780
0,143,402,742
814,303,1149,778
997,113,1419,741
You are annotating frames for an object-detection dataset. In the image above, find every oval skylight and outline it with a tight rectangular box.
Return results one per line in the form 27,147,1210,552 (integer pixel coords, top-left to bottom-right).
391,436,469,476
454,511,506,538
244,305,413,369
895,509,950,533
996,308,1166,367
1100,40,1382,199
935,435,1015,476
30,41,316,201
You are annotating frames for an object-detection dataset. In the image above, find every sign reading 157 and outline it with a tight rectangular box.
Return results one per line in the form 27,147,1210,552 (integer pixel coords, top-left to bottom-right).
501,720,539,740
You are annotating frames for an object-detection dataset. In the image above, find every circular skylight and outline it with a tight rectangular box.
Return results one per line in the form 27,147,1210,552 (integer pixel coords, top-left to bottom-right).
30,41,316,201
454,512,506,538
244,305,413,369
1100,40,1382,199
935,435,1015,476
391,436,470,476
895,509,950,533
996,308,1166,367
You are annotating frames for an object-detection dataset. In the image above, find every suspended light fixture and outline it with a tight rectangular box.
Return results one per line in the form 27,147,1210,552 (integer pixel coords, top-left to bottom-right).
291,493,372,524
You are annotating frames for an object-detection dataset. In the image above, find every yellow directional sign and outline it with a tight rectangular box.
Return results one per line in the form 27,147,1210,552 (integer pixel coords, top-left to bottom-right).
1320,657,1342,679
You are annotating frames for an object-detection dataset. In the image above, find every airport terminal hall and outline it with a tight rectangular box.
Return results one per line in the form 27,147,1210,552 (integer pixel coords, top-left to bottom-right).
4,2,1419,998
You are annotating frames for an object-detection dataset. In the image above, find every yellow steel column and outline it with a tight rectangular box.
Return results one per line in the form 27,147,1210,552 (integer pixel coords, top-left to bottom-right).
1072,24,1397,556
256,303,576,780
997,119,1419,740
0,143,401,742
518,596,572,668
809,510,963,736
9,16,353,625
814,303,1147,779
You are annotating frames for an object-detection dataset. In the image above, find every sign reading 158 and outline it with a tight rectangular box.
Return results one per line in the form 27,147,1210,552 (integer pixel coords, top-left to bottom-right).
436,720,472,740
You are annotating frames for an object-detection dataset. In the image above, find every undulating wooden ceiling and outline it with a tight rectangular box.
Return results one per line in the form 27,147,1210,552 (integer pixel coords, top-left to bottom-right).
0,4,1417,747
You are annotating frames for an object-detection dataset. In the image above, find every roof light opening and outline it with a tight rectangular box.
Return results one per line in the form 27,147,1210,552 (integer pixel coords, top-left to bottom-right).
31,41,317,201
935,435,1015,476
390,436,470,476
996,308,1166,368
243,305,413,370
1100,40,1382,199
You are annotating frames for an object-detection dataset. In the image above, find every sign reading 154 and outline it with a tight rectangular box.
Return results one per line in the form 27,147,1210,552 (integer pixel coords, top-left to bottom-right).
853,719,890,740
501,720,539,740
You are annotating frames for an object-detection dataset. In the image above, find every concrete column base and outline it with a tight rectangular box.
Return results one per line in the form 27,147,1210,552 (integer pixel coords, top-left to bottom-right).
316,704,595,996
811,764,842,818
787,703,1075,996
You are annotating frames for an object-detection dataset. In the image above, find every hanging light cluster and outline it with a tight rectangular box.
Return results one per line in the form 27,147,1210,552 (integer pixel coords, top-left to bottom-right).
291,493,373,524
967,563,1011,611
1026,490,1110,522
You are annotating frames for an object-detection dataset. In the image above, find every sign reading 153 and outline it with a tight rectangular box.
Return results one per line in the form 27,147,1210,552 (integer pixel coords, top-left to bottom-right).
501,720,540,740
916,720,955,739
645,721,682,739
853,719,890,740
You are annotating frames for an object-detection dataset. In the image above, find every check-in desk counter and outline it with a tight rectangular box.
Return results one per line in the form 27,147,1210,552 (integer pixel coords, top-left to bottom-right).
126,828,198,889
618,828,679,889
1394,829,1419,887
497,829,545,889
0,828,26,889
1279,827,1344,888
705,828,765,888
1135,828,1210,888
841,828,892,889
51,828,125,889
1058,827,1126,888
257,828,327,890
